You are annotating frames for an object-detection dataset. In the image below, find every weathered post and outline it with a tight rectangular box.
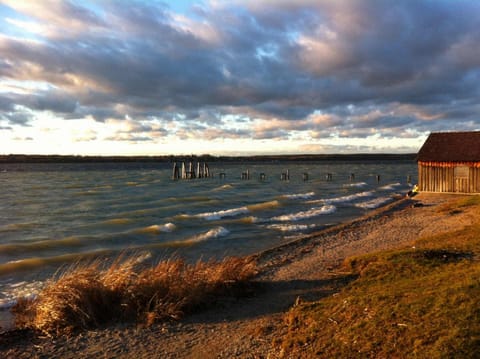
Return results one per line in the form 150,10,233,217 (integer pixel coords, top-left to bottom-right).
172,162,180,180
196,162,202,178
181,162,186,179
204,163,210,178
188,162,195,179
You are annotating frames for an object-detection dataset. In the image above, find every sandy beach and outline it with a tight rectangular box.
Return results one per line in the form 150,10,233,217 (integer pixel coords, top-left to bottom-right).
1,192,478,358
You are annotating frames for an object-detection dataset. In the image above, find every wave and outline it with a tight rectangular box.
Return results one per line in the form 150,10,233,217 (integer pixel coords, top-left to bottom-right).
247,200,280,211
184,226,230,244
193,206,249,220
343,182,368,188
0,236,84,255
0,249,114,275
134,223,176,234
378,182,402,191
355,197,393,209
322,191,374,204
212,184,234,191
0,222,39,233
266,223,317,232
271,205,336,222
0,281,42,310
283,192,315,200
104,218,132,225
189,199,280,221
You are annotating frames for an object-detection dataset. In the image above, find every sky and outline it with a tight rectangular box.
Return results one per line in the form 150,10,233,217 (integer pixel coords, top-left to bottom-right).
1,0,480,156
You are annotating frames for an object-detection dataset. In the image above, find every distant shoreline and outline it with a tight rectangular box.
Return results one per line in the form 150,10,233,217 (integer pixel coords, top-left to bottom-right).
0,153,416,164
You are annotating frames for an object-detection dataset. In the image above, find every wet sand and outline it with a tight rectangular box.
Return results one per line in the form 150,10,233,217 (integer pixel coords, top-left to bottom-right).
1,193,477,358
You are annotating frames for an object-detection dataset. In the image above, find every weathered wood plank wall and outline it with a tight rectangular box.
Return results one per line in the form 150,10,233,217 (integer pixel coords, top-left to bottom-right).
418,162,480,193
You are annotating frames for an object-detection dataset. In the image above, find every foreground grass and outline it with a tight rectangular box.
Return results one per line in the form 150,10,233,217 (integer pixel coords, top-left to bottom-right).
281,196,480,358
12,255,257,336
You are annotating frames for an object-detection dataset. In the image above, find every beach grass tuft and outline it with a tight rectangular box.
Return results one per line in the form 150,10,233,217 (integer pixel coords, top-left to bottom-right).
280,198,480,358
12,255,257,336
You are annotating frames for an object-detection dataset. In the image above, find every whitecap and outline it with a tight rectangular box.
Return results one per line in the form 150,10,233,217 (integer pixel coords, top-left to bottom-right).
323,191,374,204
212,184,233,191
194,206,249,220
343,182,368,188
136,223,176,234
266,223,317,232
378,182,402,191
188,226,230,243
283,192,315,200
271,205,336,222
355,197,393,209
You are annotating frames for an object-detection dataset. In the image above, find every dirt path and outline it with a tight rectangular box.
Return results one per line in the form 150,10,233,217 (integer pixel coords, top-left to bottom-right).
2,193,477,358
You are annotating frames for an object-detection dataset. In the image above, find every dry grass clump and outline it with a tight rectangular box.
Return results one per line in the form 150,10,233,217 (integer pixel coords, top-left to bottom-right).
12,255,257,336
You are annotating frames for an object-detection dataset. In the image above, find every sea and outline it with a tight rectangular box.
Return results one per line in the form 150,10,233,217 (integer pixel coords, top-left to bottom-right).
0,160,417,312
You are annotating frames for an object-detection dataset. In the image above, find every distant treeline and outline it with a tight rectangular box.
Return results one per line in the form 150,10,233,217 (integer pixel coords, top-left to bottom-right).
0,153,416,163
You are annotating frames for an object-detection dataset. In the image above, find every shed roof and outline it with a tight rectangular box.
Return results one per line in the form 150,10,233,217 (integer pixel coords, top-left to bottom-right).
417,131,480,162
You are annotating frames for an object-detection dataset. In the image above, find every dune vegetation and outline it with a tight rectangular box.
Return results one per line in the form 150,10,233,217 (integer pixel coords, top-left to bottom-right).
12,255,257,336
280,196,480,358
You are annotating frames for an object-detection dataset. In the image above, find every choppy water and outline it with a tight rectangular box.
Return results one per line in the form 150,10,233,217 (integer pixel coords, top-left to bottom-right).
0,160,416,308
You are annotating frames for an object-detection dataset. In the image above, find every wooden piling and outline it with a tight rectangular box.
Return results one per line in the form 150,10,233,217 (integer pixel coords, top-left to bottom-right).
241,169,250,180
187,162,195,179
204,163,210,178
196,162,202,178
172,162,180,180
181,162,186,179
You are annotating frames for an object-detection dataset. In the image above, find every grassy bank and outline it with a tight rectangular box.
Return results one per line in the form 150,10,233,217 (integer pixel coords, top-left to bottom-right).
12,256,257,336
280,196,480,358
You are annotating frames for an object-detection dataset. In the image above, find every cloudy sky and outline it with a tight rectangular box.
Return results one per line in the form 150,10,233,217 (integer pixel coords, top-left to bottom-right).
1,0,479,156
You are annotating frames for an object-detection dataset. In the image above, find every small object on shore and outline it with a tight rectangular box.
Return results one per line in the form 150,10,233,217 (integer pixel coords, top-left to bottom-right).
411,202,423,208
407,184,419,198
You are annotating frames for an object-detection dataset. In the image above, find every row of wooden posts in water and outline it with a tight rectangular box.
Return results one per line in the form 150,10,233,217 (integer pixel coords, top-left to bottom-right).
172,162,413,184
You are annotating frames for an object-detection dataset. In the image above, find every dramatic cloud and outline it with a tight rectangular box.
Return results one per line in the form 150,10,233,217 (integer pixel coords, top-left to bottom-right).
0,0,479,154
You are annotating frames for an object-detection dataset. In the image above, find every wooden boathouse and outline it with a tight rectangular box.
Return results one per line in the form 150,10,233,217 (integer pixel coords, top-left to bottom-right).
417,131,480,193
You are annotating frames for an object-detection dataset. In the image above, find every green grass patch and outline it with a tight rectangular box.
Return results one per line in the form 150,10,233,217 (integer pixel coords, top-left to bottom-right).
281,202,480,358
436,195,480,215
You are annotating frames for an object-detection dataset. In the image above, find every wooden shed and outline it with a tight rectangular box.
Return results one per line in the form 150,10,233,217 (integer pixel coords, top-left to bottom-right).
417,131,480,193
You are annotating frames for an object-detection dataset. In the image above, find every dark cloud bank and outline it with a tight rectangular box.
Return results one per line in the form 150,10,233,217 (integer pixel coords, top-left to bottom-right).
1,0,479,151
